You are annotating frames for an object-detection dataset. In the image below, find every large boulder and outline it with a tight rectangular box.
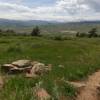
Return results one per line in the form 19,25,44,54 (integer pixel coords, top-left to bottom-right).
12,60,31,68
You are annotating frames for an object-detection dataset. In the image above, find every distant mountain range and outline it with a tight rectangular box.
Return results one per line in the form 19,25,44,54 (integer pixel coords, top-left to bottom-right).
0,18,59,27
0,18,100,28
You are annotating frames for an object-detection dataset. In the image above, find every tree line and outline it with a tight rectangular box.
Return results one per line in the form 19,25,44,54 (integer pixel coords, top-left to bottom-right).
0,26,40,36
76,28,99,38
0,26,99,38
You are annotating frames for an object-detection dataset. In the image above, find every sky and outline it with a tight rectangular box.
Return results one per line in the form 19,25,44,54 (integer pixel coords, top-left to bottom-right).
0,0,100,22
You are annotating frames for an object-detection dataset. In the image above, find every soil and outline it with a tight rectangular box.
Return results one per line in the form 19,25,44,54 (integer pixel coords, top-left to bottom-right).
76,70,100,100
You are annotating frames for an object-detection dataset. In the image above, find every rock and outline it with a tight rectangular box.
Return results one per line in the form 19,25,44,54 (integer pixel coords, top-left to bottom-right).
1,64,16,72
12,60,31,68
27,63,45,76
58,65,64,68
35,88,51,100
33,63,46,75
31,61,39,66
2,60,52,77
69,82,86,89
9,66,32,74
26,63,51,78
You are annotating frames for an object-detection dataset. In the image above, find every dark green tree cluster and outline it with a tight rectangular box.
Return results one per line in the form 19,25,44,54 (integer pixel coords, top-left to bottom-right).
31,26,40,36
76,28,98,38
88,28,98,38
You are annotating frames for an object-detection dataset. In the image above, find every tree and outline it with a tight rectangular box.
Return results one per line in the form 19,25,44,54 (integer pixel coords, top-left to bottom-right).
88,28,98,38
0,29,2,33
31,26,40,36
76,32,80,37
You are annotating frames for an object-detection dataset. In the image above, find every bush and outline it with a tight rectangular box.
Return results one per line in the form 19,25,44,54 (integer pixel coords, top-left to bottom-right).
54,35,63,41
76,32,87,37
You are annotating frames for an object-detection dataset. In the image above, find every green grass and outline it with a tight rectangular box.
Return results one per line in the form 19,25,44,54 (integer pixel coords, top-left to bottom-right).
0,36,100,99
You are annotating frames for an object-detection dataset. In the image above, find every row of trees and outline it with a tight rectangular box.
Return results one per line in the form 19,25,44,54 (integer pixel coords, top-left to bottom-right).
76,28,98,38
0,26,40,36
0,26,99,38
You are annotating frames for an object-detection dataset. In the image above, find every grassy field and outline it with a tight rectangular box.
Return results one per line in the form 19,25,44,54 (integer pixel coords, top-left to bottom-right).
0,36,100,100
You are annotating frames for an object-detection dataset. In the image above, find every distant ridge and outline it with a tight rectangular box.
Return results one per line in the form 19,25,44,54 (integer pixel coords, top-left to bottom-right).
0,18,100,28
0,18,59,27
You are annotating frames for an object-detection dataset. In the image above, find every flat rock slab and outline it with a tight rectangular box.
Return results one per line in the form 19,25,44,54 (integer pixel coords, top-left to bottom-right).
12,60,31,68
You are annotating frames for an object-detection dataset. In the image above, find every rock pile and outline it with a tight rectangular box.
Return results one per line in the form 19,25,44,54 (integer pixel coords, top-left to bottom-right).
1,60,52,78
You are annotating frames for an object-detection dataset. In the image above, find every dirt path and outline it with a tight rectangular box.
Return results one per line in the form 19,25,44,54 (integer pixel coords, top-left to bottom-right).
76,70,100,100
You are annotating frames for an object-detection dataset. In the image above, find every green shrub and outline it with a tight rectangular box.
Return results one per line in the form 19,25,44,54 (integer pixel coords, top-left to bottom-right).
76,32,87,37
54,35,63,41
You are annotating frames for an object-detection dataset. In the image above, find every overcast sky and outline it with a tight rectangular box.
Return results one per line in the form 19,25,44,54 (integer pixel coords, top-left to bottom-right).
0,0,100,22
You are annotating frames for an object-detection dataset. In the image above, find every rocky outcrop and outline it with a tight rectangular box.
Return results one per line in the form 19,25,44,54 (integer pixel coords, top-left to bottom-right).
1,60,52,77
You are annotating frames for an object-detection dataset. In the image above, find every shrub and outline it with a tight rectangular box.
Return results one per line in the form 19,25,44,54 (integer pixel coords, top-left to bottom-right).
54,35,63,41
76,32,87,37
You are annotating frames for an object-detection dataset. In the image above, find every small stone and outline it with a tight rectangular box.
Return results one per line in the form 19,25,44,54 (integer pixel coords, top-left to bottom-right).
31,61,39,66
58,65,64,68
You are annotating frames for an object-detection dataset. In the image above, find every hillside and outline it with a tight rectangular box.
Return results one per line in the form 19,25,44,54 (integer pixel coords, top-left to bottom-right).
0,19,100,34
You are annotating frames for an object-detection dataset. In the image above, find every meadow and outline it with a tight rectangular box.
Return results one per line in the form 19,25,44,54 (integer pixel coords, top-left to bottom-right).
0,36,100,100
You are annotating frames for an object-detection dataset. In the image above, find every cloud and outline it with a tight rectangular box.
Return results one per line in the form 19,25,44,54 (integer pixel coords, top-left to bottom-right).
0,0,100,21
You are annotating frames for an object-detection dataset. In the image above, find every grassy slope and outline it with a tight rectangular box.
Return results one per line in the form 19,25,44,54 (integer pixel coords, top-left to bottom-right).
0,36,100,99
